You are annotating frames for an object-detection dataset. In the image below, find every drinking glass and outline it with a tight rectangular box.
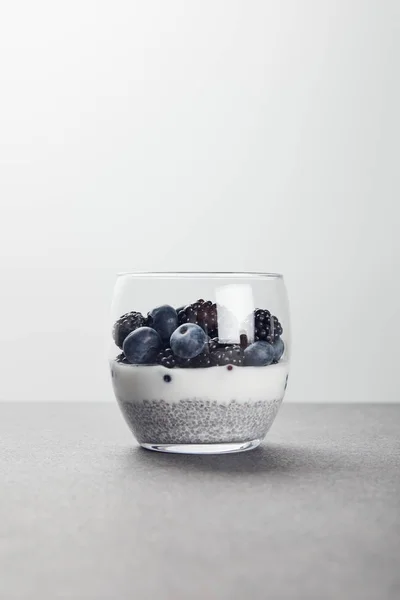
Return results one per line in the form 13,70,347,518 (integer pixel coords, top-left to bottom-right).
110,272,290,454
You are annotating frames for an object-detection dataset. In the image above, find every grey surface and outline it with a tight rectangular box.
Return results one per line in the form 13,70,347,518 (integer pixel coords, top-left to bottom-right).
1,403,399,600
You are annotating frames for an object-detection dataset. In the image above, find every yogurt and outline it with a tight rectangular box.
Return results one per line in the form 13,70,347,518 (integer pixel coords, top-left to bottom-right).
111,361,289,445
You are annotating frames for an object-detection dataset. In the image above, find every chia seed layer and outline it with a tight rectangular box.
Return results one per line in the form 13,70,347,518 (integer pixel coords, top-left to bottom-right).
118,397,282,444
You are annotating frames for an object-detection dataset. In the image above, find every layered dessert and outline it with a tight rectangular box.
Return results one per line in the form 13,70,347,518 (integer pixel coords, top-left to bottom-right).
110,299,289,448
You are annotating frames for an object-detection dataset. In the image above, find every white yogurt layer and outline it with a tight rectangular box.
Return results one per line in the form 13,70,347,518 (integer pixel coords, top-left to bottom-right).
111,360,289,405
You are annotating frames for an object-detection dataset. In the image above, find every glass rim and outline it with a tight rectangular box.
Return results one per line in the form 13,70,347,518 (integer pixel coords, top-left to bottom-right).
117,271,283,280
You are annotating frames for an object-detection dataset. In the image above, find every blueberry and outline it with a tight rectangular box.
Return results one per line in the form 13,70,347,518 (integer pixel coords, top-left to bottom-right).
243,341,275,366
123,327,162,364
170,323,207,359
147,304,178,342
272,338,285,362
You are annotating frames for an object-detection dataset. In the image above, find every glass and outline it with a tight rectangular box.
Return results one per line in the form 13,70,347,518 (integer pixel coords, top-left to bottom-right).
109,272,290,454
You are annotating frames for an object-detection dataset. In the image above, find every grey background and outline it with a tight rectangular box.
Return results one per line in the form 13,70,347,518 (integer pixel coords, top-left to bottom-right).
0,0,399,404
1,402,399,599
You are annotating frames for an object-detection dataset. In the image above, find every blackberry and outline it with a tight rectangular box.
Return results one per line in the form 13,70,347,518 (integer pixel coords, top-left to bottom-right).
113,311,146,349
181,352,212,368
210,344,244,367
209,337,219,352
177,349,212,368
254,309,283,343
178,299,218,337
176,337,218,368
116,353,129,364
156,348,176,369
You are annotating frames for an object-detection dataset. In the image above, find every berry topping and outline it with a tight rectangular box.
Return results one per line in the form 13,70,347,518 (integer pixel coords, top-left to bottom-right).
147,304,178,342
116,353,129,364
208,337,219,352
271,338,285,362
123,327,162,364
254,309,283,343
170,323,207,359
178,299,218,337
156,347,176,369
243,341,275,366
210,344,244,366
177,351,212,368
113,311,146,349
113,302,285,368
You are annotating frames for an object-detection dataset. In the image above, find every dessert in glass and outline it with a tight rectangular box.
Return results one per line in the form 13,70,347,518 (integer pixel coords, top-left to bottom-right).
110,272,290,454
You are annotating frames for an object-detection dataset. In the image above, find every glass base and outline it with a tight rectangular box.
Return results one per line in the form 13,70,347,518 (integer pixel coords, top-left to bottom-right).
140,439,261,455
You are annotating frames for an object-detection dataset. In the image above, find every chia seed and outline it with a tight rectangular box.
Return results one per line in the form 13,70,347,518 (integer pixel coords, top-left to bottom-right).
118,397,282,445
